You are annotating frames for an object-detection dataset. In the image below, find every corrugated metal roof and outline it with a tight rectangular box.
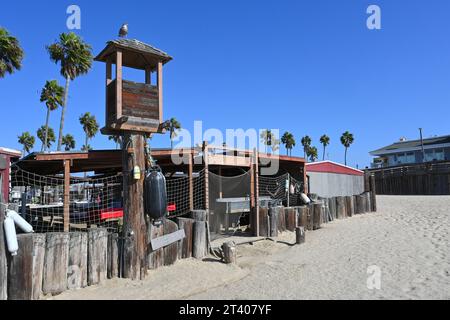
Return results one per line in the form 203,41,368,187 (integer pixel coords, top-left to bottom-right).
306,161,364,176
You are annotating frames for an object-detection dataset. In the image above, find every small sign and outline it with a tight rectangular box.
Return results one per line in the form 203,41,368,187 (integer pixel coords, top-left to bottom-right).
150,229,185,251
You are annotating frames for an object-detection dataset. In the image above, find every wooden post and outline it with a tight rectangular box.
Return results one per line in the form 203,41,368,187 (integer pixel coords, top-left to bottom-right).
0,204,7,300
193,221,207,259
253,148,260,236
63,159,70,232
296,227,305,245
345,196,355,217
67,232,88,290
190,210,207,221
336,197,346,219
7,234,46,300
87,228,108,286
297,206,308,229
147,222,164,269
145,66,151,85
369,174,377,212
122,133,147,280
356,194,366,214
188,153,194,211
269,206,278,237
312,203,322,230
285,207,297,232
115,50,123,120
328,197,336,221
157,61,163,122
107,233,119,279
258,207,269,237
222,242,237,264
306,204,314,231
43,233,69,296
106,59,112,125
203,142,209,215
177,218,194,259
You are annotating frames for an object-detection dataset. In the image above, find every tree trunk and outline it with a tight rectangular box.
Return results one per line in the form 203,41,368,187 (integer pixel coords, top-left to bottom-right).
323,146,326,161
43,107,50,152
57,76,71,151
344,147,348,166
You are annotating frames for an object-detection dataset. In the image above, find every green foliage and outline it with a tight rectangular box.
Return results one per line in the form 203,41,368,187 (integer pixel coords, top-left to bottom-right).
62,134,76,151
18,132,35,154
0,27,24,78
37,126,55,149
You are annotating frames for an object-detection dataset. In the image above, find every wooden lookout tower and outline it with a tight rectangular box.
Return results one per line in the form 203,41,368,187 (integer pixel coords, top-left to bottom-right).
94,38,172,280
95,38,172,134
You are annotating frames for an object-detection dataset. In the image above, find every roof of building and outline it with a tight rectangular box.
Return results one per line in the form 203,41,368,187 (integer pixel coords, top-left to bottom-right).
370,135,450,156
95,38,173,70
0,147,22,157
306,160,364,176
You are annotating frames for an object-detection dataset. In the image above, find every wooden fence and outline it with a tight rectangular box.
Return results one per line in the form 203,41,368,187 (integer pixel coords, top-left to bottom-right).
0,208,208,300
369,161,450,195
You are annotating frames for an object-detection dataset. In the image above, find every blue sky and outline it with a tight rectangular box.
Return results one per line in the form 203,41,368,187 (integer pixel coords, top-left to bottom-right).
1,0,450,168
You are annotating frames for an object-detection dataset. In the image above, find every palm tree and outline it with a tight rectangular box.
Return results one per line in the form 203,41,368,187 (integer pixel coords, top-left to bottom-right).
281,132,296,156
167,118,181,149
18,132,35,155
260,129,280,154
62,134,76,151
0,27,24,78
301,135,312,158
108,135,122,149
340,131,355,166
40,80,64,152
320,134,330,161
37,126,56,150
47,32,93,151
79,112,99,151
307,146,319,162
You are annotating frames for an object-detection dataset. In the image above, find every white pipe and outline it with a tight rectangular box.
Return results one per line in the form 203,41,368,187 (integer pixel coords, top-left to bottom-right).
6,209,34,233
4,216,18,256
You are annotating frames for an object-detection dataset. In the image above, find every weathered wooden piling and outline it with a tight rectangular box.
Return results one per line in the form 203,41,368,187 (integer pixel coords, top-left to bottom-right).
369,174,377,212
306,204,314,231
7,234,46,300
87,228,108,286
258,207,269,237
193,221,207,259
43,233,69,296
222,242,237,264
148,222,164,269
190,210,207,221
312,203,323,230
107,233,119,279
364,192,372,213
269,206,279,237
328,197,337,221
67,232,88,289
345,196,355,218
336,197,346,219
276,206,286,232
296,227,305,244
176,217,194,259
285,207,297,232
0,206,7,300
297,206,308,229
356,194,366,214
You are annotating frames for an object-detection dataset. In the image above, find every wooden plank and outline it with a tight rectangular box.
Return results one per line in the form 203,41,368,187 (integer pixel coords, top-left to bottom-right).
285,207,297,232
67,232,88,290
254,149,260,236
122,133,147,280
87,228,108,286
193,221,207,259
188,155,194,211
43,233,69,296
176,218,194,259
63,159,70,232
7,234,45,300
203,142,209,213
148,222,164,269
107,233,119,279
151,229,184,251
0,205,7,300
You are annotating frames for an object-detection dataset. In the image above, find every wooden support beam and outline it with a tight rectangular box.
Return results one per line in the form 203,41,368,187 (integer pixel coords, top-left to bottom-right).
203,142,209,214
122,133,147,280
253,148,260,236
63,160,70,232
0,204,7,300
188,154,194,211
145,67,151,85
157,61,163,123
116,50,123,120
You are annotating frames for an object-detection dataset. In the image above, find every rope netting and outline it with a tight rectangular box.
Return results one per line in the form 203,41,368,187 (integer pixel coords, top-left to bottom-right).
259,173,304,207
8,166,207,234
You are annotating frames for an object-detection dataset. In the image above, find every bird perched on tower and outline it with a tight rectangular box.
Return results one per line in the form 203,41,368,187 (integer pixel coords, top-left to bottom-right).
119,23,128,38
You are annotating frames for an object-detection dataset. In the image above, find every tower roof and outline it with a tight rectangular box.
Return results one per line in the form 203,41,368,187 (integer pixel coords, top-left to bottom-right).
94,38,172,70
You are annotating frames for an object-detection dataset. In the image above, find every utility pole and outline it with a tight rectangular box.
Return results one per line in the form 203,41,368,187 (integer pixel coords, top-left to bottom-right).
419,128,425,163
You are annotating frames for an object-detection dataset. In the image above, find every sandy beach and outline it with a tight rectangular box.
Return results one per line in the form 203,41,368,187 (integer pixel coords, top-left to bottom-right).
52,196,450,300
